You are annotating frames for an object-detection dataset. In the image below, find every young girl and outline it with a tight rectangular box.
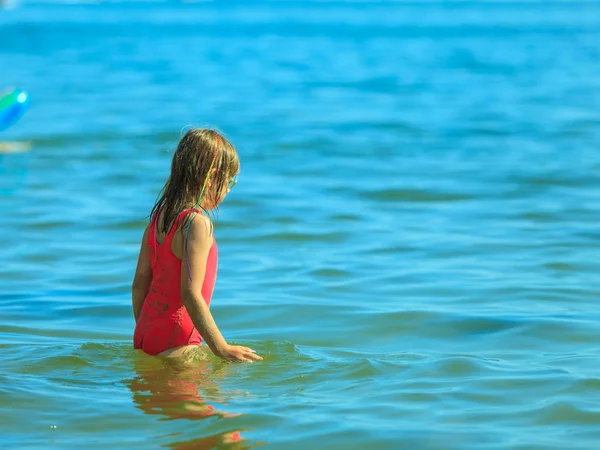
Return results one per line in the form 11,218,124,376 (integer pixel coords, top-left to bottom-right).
131,128,262,363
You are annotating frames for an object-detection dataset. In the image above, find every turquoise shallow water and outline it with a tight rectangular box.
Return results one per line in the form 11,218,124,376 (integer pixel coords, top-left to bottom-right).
1,1,600,448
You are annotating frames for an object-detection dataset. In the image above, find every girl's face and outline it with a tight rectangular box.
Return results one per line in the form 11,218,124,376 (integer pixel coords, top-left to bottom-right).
203,172,238,209
217,173,237,204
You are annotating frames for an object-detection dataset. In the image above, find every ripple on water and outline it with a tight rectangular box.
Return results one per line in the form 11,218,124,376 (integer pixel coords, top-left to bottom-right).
361,188,473,203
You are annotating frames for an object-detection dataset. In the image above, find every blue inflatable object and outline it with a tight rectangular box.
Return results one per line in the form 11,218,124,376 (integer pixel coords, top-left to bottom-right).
0,88,30,131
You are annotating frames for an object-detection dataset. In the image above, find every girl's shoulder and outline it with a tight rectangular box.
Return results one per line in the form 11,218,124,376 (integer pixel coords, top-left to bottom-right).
177,210,213,239
171,211,214,260
189,213,213,236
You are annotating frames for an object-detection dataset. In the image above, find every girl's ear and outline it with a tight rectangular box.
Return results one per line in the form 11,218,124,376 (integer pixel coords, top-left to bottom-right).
205,168,222,195
206,168,218,187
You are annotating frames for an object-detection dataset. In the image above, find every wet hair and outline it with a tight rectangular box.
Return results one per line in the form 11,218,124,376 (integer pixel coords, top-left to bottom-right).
150,128,239,234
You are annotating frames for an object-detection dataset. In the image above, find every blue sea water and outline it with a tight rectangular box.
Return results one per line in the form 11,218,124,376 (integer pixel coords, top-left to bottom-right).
1,1,600,448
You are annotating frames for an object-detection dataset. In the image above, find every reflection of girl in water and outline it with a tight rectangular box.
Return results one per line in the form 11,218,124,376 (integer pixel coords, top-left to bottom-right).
126,353,249,449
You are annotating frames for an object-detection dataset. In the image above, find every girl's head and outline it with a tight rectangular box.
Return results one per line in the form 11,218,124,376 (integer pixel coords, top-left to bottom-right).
151,128,239,233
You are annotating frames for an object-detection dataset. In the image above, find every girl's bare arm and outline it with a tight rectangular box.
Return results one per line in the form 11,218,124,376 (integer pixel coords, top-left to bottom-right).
180,216,261,362
132,226,152,323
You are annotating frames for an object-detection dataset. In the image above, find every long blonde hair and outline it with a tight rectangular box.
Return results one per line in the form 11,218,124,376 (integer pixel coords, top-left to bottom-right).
150,128,239,234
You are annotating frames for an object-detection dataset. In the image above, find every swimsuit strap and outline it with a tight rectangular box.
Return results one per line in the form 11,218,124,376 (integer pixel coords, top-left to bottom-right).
148,208,204,270
171,208,198,233
148,213,158,269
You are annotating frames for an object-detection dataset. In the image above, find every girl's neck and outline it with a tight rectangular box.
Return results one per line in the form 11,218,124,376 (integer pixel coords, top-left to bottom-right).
183,200,212,211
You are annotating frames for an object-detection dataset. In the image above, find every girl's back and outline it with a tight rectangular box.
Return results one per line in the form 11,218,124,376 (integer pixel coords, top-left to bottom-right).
133,209,218,355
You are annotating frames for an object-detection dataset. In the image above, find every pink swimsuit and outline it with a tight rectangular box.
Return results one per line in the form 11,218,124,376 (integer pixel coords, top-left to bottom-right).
133,209,218,355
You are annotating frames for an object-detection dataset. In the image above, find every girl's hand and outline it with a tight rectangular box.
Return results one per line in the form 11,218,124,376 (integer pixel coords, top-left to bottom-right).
218,345,263,363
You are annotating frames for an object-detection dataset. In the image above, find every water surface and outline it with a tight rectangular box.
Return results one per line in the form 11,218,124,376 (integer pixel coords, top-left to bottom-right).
1,1,600,448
